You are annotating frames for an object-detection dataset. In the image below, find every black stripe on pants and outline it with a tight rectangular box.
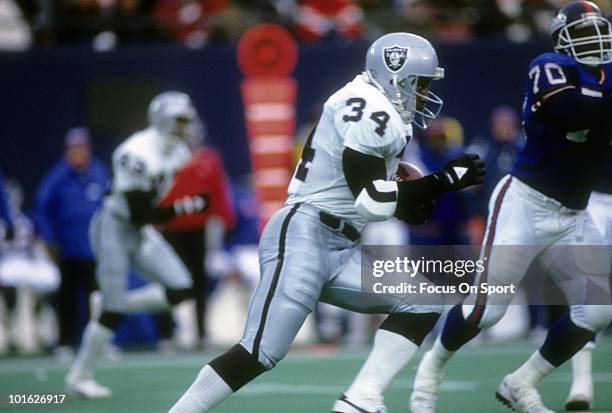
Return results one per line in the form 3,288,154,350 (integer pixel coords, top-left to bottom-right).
252,204,300,358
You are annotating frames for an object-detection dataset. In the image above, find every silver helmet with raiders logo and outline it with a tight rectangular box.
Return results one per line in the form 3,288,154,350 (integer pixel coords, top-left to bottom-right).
148,91,198,140
364,32,444,128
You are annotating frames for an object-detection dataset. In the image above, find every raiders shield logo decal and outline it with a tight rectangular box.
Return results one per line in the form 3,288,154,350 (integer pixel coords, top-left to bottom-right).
383,45,408,72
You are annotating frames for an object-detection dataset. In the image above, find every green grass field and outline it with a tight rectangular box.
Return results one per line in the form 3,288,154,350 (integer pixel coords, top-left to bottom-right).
1,337,611,413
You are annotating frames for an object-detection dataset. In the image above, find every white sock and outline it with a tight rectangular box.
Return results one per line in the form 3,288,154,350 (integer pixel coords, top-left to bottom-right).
345,329,419,401
67,320,113,381
168,365,233,413
124,284,170,313
511,351,555,386
427,336,454,370
570,344,593,395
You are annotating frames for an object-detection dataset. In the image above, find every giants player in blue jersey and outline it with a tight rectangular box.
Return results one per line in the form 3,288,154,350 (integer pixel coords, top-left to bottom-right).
410,2,612,413
565,13,612,411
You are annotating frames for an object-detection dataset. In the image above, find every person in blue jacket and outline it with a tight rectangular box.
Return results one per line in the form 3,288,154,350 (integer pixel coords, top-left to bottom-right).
34,127,110,355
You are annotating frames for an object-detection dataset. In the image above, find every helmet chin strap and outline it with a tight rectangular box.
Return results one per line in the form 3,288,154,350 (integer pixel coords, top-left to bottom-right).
154,126,182,147
580,57,602,66
157,115,194,143
391,77,416,125
394,98,415,125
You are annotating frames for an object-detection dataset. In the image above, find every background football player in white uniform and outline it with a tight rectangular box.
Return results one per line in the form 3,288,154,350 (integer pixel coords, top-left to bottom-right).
65,92,209,398
169,32,485,413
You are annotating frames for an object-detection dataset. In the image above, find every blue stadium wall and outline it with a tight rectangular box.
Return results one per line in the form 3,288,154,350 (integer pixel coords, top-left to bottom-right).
0,38,549,206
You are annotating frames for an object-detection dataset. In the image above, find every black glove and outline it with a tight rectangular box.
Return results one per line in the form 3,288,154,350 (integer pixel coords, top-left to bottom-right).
434,153,485,191
173,193,208,215
396,200,436,225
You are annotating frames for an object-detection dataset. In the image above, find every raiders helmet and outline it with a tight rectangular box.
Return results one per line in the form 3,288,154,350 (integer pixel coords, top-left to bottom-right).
364,32,444,129
551,1,612,66
148,91,198,139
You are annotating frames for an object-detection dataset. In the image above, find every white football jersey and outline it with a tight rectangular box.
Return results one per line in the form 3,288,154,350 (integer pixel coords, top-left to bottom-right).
287,75,411,230
104,127,191,220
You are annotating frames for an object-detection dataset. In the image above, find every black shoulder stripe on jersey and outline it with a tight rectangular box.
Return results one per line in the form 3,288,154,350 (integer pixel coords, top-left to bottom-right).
342,147,387,198
252,203,300,361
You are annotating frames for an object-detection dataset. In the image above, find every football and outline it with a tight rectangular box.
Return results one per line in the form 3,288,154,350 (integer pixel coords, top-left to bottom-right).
395,161,425,182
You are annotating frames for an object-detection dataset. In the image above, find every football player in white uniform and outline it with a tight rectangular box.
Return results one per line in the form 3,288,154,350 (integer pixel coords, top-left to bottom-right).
564,12,612,410
168,33,485,413
410,3,612,413
65,92,208,398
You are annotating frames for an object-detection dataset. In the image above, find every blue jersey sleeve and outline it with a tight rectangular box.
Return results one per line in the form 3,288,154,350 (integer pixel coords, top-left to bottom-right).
514,53,611,210
524,53,611,131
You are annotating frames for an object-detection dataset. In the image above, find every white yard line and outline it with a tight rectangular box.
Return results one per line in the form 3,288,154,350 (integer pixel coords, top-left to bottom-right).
233,379,479,397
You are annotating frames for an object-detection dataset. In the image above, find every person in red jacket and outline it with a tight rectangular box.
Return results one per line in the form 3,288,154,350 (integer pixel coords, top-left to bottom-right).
159,143,236,347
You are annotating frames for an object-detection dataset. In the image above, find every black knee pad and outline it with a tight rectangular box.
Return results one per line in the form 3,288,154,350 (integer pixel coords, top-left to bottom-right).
209,344,267,392
99,311,125,330
0,287,17,309
440,303,482,351
380,312,440,346
165,288,193,306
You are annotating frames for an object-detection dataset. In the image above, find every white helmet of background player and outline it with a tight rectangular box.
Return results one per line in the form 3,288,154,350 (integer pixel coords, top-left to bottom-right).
364,32,444,129
148,91,198,139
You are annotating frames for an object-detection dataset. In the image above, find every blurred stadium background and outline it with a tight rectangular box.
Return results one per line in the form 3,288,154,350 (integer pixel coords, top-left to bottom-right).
0,0,611,412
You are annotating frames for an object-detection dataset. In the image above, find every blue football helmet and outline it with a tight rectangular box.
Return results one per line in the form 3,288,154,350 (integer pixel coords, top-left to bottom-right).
551,1,612,66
